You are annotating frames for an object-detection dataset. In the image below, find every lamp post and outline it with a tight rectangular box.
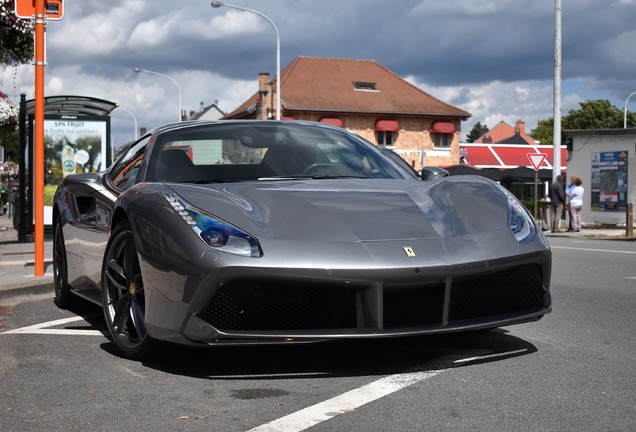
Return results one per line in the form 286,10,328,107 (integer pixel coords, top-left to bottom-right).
211,1,281,120
133,68,182,122
552,0,562,180
113,107,139,140
624,90,636,129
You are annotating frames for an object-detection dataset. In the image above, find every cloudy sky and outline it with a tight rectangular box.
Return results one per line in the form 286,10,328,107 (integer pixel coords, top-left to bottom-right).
1,0,635,148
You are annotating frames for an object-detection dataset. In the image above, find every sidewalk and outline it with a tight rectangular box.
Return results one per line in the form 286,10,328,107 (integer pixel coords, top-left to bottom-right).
0,212,633,303
0,214,54,302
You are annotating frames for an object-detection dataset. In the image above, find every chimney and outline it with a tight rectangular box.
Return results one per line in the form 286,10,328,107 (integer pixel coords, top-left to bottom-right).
140,127,147,136
515,119,525,134
483,135,492,144
258,72,272,120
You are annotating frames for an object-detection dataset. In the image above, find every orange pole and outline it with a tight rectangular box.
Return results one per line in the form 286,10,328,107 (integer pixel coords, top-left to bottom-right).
34,0,46,276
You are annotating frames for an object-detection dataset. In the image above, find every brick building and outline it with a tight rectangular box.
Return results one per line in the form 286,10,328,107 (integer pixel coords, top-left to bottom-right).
224,56,471,169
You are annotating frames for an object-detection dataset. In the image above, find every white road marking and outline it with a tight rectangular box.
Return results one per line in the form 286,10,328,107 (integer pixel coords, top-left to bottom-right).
452,348,528,363
1,316,102,336
246,368,446,432
551,246,636,254
248,348,530,432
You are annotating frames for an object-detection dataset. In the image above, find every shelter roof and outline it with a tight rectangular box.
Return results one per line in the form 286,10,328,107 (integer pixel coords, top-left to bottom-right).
26,95,118,117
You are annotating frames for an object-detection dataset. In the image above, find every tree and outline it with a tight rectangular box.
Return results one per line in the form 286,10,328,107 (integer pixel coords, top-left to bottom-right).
0,1,34,65
563,99,625,129
530,99,636,145
531,118,555,145
465,122,488,143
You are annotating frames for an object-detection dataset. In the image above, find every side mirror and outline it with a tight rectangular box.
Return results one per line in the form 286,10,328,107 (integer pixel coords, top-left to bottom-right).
421,166,449,181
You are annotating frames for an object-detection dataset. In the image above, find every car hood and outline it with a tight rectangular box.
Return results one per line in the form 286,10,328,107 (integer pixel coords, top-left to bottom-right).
166,178,508,243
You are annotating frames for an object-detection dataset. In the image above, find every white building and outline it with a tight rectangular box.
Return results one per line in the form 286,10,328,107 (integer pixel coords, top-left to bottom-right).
565,128,635,227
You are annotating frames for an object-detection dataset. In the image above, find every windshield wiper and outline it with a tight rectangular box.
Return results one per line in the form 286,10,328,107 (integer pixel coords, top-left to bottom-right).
258,175,368,180
176,178,225,184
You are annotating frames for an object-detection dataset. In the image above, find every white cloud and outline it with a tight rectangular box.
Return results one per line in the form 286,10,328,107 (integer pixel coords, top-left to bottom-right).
2,0,633,150
128,14,181,49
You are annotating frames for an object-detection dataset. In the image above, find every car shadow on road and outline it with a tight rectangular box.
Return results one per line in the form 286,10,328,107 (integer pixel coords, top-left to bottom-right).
126,329,538,380
59,299,539,379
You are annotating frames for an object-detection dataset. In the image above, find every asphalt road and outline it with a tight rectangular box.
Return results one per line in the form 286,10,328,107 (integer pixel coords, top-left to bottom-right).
0,236,634,432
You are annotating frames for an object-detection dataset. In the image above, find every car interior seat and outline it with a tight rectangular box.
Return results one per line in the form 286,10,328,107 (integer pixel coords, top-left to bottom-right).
154,148,201,182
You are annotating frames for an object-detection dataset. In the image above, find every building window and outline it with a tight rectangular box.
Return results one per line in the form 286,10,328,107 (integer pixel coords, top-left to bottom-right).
376,131,394,146
433,133,452,148
353,81,379,92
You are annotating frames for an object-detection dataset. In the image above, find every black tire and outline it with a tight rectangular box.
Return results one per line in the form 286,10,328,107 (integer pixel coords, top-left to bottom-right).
102,220,157,360
53,221,76,308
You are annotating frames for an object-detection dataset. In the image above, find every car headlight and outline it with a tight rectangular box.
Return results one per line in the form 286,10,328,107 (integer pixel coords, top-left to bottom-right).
498,187,537,244
163,193,261,257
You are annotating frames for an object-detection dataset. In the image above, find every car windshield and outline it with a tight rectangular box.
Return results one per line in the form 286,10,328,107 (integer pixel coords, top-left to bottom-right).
148,122,410,183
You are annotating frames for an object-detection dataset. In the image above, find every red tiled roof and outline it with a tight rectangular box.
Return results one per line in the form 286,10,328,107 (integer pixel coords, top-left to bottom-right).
476,120,535,145
225,56,471,119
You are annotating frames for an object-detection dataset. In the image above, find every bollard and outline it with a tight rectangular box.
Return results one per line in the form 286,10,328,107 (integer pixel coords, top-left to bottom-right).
627,203,634,238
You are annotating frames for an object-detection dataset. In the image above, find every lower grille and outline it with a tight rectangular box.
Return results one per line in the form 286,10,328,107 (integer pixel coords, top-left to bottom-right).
198,264,547,332
449,264,545,321
198,281,359,331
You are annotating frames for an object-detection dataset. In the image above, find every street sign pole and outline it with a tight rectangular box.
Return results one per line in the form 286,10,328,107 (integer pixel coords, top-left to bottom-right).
15,0,63,275
527,153,548,224
34,0,46,276
534,170,538,220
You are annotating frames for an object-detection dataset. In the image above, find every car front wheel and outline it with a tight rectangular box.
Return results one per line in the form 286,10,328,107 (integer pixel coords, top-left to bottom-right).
102,221,156,360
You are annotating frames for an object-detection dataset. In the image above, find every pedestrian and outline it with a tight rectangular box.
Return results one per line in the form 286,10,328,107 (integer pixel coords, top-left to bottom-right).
565,176,577,231
567,177,584,232
549,175,566,233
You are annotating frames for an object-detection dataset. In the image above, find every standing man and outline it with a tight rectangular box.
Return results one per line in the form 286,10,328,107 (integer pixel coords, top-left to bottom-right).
549,175,566,233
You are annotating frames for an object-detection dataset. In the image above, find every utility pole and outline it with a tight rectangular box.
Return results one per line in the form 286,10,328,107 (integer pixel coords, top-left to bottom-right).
552,0,562,181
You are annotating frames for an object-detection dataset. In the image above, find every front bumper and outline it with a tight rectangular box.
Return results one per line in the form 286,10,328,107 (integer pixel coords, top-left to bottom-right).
180,259,551,345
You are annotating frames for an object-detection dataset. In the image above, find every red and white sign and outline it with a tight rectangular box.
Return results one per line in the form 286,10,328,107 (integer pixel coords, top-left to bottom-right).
527,153,547,171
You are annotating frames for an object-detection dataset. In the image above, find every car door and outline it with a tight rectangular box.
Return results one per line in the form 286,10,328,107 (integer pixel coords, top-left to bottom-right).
79,136,152,285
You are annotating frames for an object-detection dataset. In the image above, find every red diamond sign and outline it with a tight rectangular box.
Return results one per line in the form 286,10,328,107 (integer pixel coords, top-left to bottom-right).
527,153,547,171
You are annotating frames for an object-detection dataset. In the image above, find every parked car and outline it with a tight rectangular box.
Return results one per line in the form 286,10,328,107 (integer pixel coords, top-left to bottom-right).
53,120,552,359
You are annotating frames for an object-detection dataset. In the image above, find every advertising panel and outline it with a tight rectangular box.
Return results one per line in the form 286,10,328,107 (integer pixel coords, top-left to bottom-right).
591,151,629,212
41,114,110,224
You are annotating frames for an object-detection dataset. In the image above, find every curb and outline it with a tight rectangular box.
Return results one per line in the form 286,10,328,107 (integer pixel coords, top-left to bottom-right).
0,281,54,301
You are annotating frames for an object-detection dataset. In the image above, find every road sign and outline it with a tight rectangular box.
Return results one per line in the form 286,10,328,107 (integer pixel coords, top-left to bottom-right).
14,0,64,20
527,153,547,171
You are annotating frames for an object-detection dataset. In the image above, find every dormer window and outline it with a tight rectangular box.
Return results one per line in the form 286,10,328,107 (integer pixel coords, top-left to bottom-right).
353,81,379,92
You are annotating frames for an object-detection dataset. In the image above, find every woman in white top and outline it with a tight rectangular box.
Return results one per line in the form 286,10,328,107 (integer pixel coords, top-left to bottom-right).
568,177,584,232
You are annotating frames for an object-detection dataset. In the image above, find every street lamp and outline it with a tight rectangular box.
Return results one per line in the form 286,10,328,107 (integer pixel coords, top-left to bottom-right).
624,90,636,129
133,67,182,122
113,107,139,140
211,1,281,120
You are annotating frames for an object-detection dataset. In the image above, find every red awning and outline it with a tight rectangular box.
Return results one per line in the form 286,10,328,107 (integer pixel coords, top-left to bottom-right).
431,121,455,134
375,119,400,132
460,144,568,170
320,117,344,127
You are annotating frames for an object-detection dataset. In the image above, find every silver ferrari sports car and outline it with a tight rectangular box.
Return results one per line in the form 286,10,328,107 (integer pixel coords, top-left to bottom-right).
53,120,552,359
